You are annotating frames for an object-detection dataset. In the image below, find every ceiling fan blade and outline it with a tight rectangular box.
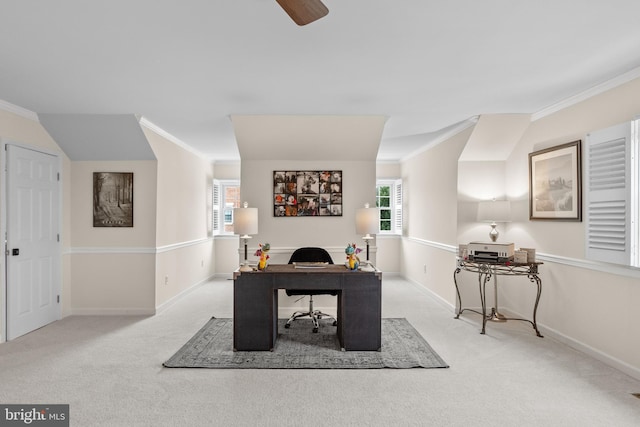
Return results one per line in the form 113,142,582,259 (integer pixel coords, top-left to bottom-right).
276,0,329,26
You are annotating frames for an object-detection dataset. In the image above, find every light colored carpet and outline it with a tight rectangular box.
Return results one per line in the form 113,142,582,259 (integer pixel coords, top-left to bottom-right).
163,317,449,369
1,277,640,426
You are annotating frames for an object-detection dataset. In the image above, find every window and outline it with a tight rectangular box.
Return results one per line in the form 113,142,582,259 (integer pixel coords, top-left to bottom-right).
585,119,639,267
213,180,241,235
376,179,402,235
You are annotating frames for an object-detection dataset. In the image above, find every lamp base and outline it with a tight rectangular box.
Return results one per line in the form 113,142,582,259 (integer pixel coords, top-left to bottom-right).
489,308,507,322
489,222,499,242
239,263,253,272
359,261,375,272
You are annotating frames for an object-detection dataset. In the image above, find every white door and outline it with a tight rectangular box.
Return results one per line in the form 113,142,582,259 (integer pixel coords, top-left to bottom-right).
6,144,61,340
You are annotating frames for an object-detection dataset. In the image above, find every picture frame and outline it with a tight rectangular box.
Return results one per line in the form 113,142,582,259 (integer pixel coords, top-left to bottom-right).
273,170,342,217
528,140,581,221
93,172,134,227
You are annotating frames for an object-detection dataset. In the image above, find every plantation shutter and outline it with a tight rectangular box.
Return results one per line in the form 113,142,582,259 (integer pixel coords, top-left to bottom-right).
585,122,632,265
212,180,221,234
394,180,403,233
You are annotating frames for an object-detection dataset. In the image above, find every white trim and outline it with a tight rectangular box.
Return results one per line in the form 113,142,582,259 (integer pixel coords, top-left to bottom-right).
499,305,640,382
155,274,216,313
405,236,457,253
214,234,239,240
404,236,640,279
403,276,458,315
138,116,208,160
400,116,479,163
70,308,155,316
0,99,39,122
536,252,640,279
237,245,376,256
156,237,212,254
532,66,640,121
68,247,156,255
400,238,640,381
376,233,401,240
67,237,213,255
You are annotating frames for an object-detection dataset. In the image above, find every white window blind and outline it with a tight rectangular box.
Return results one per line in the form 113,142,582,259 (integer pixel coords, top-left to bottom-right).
585,121,637,266
394,180,403,233
212,180,221,234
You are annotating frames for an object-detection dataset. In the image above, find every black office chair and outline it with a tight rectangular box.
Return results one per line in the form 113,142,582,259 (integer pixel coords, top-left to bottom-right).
284,247,338,333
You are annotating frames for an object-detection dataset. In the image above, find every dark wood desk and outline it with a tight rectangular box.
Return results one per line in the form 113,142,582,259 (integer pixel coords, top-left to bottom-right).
233,264,382,351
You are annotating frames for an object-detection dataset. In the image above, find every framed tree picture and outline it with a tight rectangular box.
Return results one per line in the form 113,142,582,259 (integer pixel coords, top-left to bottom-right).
273,170,342,217
93,172,134,227
529,140,581,221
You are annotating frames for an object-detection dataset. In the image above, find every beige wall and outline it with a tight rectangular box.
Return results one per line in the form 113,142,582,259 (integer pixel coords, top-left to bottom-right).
213,160,404,277
240,159,376,311
401,126,472,305
240,160,376,257
69,160,157,314
4,73,639,378
144,128,215,308
498,77,640,377
1,104,218,323
70,161,157,248
441,78,640,378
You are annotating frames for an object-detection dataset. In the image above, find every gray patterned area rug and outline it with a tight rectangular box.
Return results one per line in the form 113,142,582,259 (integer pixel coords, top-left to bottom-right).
163,317,448,369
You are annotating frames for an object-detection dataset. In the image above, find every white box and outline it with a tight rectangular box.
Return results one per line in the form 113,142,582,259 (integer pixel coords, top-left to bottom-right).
514,250,528,263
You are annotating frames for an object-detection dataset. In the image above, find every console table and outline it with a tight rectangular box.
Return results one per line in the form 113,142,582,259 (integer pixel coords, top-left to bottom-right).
453,259,543,337
233,264,382,351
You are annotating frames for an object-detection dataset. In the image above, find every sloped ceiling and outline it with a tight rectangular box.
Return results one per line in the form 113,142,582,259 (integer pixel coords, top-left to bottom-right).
459,114,532,161
38,114,156,161
232,115,385,161
3,2,640,161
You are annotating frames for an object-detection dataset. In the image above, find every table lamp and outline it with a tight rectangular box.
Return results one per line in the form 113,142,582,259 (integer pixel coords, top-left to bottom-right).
356,203,379,269
234,202,258,272
477,199,511,242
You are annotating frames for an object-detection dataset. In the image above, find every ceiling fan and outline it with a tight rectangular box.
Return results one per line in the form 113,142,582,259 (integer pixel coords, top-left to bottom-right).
276,0,329,26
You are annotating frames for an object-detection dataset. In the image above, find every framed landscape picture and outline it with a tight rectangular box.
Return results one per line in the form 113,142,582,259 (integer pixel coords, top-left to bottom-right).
273,170,342,217
528,140,581,221
93,172,134,227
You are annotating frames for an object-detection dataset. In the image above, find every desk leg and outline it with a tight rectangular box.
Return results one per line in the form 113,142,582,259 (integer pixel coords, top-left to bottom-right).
529,274,544,338
479,271,489,334
453,267,462,319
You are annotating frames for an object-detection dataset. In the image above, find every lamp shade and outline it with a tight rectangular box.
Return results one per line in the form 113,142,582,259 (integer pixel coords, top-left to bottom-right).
477,200,511,223
356,204,379,236
234,205,258,236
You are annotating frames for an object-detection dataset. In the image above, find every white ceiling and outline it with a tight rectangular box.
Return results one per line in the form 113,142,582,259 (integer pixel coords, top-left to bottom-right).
2,1,640,162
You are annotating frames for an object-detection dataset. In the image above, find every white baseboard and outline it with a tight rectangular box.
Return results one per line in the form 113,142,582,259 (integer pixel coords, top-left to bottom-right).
501,306,640,382
404,275,640,382
70,308,155,316
404,277,456,313
155,274,216,313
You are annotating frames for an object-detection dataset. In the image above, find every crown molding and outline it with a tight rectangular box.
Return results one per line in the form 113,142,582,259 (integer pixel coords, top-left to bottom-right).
532,66,640,121
0,99,39,122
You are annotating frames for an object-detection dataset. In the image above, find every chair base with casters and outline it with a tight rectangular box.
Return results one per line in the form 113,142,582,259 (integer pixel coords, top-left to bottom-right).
285,247,338,333
284,294,337,333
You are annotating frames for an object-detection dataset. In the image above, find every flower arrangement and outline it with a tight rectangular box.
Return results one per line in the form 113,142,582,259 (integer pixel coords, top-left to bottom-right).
254,243,270,271
345,243,362,270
